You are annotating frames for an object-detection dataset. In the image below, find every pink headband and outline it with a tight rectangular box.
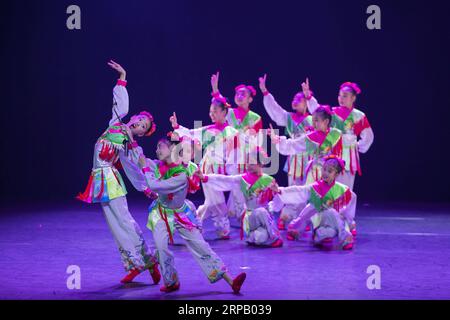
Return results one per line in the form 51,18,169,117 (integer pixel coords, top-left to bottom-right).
211,95,231,108
295,90,314,99
317,105,333,116
340,82,361,95
235,84,256,97
324,155,346,172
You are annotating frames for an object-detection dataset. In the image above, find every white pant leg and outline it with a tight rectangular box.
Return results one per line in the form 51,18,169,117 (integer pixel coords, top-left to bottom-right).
247,208,280,246
176,223,228,283
315,209,353,246
199,182,230,237
336,171,355,190
227,187,246,219
152,219,178,286
101,196,155,271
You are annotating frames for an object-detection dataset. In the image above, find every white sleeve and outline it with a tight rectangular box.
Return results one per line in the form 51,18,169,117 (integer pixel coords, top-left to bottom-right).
306,96,320,114
109,84,129,126
358,127,374,154
263,93,289,126
119,152,147,192
276,135,306,155
174,125,204,141
276,185,311,206
204,174,242,192
341,191,357,224
143,172,188,195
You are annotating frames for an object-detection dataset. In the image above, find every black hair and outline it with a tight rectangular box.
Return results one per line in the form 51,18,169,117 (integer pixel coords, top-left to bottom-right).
211,97,230,112
314,106,332,125
158,135,181,148
324,158,343,174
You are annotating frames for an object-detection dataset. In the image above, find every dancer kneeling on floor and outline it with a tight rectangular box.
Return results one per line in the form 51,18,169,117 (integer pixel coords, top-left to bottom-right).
270,155,356,250
196,147,283,248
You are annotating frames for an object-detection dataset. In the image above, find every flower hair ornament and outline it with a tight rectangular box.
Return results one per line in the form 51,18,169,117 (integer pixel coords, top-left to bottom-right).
323,154,346,172
235,84,257,97
340,82,361,95
211,95,232,108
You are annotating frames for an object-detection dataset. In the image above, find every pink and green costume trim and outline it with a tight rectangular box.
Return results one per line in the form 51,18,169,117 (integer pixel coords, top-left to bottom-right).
304,128,343,183
77,124,129,203
284,113,313,180
147,163,201,244
239,173,275,239
199,124,238,174
332,107,371,175
228,108,262,133
309,180,352,228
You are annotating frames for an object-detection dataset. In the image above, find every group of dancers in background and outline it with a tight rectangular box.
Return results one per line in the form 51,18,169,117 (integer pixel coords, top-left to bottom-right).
77,60,374,294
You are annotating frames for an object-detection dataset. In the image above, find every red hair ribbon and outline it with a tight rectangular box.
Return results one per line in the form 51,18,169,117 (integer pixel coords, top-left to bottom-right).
235,84,257,97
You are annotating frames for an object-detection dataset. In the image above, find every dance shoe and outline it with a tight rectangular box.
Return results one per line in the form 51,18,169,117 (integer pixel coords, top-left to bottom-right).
160,282,180,293
343,242,354,250
270,238,284,248
120,268,141,284
232,273,247,294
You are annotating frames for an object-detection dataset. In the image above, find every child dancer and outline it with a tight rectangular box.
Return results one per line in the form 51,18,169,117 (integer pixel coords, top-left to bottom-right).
77,60,160,284
133,135,246,293
210,72,263,217
169,96,239,240
197,148,283,248
302,79,374,190
270,155,356,250
269,106,343,186
259,74,313,229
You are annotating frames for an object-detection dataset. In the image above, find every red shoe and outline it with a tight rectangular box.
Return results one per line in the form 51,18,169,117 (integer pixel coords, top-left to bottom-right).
321,238,333,243
160,282,180,293
270,238,283,248
219,235,231,240
305,225,311,232
277,220,285,230
149,263,161,284
351,228,357,237
232,273,246,294
343,243,354,250
287,233,295,241
120,268,141,284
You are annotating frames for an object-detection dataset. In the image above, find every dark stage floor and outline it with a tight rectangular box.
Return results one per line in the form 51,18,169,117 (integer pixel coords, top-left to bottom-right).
1,200,449,300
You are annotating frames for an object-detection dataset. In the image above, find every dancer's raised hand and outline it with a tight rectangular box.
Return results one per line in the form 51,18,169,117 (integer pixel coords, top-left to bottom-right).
258,74,268,93
301,77,311,98
169,112,179,129
108,60,126,80
211,71,220,94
